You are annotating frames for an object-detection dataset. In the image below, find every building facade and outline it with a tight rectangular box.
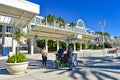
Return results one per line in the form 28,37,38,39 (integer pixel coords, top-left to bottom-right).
0,0,96,56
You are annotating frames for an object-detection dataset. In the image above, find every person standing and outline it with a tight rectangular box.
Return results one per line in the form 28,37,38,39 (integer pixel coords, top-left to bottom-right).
41,47,47,67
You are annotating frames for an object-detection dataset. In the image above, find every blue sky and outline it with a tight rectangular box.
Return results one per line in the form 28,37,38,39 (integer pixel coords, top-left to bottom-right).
28,0,120,36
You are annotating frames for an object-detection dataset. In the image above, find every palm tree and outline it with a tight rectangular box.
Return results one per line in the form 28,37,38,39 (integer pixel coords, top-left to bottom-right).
47,14,56,26
96,31,110,37
12,28,26,53
61,20,66,27
95,31,102,35
41,17,47,25
56,17,66,27
69,22,76,28
104,32,110,37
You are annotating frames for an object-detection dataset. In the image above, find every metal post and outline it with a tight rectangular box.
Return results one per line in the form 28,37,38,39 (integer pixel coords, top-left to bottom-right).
102,25,105,56
99,21,106,57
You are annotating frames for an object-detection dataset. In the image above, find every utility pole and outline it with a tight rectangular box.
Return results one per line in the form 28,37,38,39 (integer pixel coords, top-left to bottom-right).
98,20,106,57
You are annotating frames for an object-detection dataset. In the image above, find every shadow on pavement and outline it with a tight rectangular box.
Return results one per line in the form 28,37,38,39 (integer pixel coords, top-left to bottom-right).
27,58,53,69
41,57,120,80
0,59,9,75
0,56,120,80
70,68,88,80
0,68,9,75
91,70,118,80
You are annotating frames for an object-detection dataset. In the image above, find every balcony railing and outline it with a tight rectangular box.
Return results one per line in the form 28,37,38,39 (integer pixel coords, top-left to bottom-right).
28,16,96,36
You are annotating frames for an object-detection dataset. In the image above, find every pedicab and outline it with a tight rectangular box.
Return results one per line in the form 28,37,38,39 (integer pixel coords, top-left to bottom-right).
52,34,82,70
52,53,78,69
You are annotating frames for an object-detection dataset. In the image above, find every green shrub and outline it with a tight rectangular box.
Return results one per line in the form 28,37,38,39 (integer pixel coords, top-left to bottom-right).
7,53,26,63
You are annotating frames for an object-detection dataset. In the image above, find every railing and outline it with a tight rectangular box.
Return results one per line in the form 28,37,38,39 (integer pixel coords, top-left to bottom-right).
28,16,96,36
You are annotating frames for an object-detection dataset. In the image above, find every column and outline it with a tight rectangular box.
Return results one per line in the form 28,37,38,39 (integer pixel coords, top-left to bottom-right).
80,42,83,58
85,42,88,49
74,42,76,52
2,25,6,45
80,42,82,52
66,40,69,51
57,40,59,51
30,39,34,55
45,39,48,52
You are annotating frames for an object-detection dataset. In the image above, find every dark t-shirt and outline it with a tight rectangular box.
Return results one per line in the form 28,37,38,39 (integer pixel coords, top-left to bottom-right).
67,48,73,58
57,48,64,55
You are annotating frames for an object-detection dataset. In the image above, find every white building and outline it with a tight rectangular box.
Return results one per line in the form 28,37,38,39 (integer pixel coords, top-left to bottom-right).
0,0,96,56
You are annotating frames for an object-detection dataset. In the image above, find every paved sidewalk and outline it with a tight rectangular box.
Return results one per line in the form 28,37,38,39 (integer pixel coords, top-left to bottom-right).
0,53,120,80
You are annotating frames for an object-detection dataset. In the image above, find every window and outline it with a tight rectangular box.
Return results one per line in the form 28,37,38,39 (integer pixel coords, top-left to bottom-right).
31,24,34,28
36,17,40,24
6,26,12,32
77,21,83,27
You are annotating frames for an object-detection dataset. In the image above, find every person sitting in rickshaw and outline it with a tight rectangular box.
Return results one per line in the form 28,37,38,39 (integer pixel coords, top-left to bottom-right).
67,45,73,70
61,45,73,62
57,46,64,59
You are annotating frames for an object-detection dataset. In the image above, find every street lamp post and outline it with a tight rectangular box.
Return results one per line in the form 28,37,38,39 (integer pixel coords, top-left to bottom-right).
99,20,106,57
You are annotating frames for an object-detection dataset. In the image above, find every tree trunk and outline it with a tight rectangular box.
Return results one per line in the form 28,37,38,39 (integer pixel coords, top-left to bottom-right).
16,43,19,53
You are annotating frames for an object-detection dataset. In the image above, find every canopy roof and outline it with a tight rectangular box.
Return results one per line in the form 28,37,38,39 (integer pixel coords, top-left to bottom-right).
27,25,97,42
0,0,39,28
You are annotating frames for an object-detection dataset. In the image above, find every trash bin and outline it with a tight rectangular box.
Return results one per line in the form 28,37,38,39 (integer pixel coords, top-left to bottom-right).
2,44,8,56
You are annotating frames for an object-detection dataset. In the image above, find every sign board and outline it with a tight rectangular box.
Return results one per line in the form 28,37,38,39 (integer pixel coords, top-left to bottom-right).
61,34,82,40
68,34,82,39
77,34,82,39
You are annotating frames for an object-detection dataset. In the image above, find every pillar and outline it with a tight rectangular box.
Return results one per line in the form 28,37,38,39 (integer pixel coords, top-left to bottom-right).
45,39,48,52
2,25,6,45
57,40,59,51
30,39,34,55
74,42,76,51
79,42,83,58
80,42,82,52
85,42,88,49
66,40,69,51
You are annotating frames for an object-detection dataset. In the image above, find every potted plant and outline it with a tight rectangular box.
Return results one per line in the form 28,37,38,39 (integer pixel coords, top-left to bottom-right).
5,28,29,74
5,52,29,74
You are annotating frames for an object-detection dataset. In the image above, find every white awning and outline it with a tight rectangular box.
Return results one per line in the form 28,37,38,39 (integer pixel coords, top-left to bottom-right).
27,25,97,41
0,0,40,28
